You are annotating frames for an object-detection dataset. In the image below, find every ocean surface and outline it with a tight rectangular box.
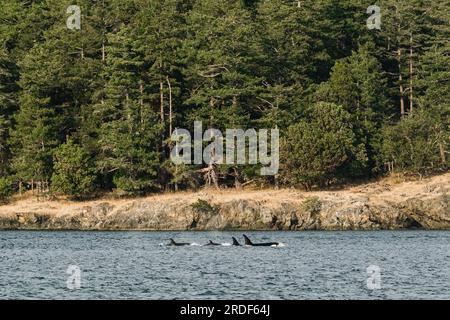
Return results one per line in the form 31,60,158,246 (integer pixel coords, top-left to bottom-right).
1,230,450,299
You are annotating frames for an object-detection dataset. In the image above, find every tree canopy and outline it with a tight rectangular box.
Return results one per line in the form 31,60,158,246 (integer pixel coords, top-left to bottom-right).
0,0,448,198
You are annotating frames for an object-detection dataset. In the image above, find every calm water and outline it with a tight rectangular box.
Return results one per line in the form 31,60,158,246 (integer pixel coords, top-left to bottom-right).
1,230,450,299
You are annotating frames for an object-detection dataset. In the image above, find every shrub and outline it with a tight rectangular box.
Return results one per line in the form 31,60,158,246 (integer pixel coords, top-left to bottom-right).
300,196,322,216
0,177,12,202
191,199,218,215
51,139,95,199
381,110,448,175
281,102,367,189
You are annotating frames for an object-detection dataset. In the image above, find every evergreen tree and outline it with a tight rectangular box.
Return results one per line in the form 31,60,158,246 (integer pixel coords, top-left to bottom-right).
0,0,447,197
0,48,18,176
182,0,262,188
382,109,448,174
51,138,95,198
97,25,162,194
281,102,366,189
377,0,431,116
315,45,390,174
10,1,102,184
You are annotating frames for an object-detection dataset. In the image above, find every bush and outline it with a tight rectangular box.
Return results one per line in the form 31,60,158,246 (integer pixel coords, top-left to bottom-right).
0,177,13,202
281,102,367,189
112,173,158,196
300,196,322,216
51,139,95,199
191,199,218,215
381,110,448,175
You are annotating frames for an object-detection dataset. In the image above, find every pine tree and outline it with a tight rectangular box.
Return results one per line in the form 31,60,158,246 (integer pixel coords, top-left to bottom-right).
97,24,162,194
0,0,448,196
416,0,450,166
10,0,103,185
377,0,431,117
51,138,95,198
182,0,262,188
0,48,18,176
315,45,390,175
381,108,447,174
281,102,366,189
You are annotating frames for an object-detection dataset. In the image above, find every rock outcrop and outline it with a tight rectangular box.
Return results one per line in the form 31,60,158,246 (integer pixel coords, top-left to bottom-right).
0,173,448,231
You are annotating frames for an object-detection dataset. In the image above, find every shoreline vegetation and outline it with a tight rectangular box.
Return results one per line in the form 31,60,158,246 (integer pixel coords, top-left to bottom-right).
0,172,448,231
0,1,449,203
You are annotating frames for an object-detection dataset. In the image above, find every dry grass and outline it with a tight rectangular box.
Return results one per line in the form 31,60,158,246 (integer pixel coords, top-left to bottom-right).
1,172,448,217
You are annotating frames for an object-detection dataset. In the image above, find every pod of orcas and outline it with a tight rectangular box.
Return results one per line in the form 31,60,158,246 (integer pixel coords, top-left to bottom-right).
168,234,280,247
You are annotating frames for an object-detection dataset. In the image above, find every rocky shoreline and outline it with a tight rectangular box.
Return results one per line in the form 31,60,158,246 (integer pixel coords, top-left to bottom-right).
0,173,448,231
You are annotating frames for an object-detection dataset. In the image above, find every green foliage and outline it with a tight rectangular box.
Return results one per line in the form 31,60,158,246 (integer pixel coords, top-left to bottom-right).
190,199,218,215
0,47,18,176
281,102,367,189
300,196,322,216
381,110,448,174
0,0,448,196
0,177,13,202
315,45,390,175
95,23,163,195
51,139,95,198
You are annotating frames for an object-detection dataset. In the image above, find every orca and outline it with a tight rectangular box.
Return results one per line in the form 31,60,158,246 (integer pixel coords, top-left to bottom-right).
205,240,221,246
232,237,241,246
168,238,191,246
243,234,279,247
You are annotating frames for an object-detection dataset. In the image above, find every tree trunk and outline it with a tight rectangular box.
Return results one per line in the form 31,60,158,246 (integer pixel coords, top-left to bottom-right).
101,40,106,105
397,48,405,116
206,163,219,190
174,165,178,192
139,81,144,124
439,143,447,165
159,57,164,124
204,96,219,189
166,77,173,135
233,167,242,190
166,77,176,190
409,33,414,114
395,6,405,117
160,81,164,123
125,93,132,134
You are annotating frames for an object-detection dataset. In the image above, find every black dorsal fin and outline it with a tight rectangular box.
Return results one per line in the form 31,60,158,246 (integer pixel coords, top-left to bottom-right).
243,234,253,245
169,238,176,245
232,237,240,246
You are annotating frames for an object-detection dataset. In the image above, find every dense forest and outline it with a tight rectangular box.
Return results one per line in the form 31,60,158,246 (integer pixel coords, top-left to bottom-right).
0,0,448,199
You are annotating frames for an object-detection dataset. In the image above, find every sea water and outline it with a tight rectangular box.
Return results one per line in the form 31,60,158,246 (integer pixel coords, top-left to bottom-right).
1,230,450,299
